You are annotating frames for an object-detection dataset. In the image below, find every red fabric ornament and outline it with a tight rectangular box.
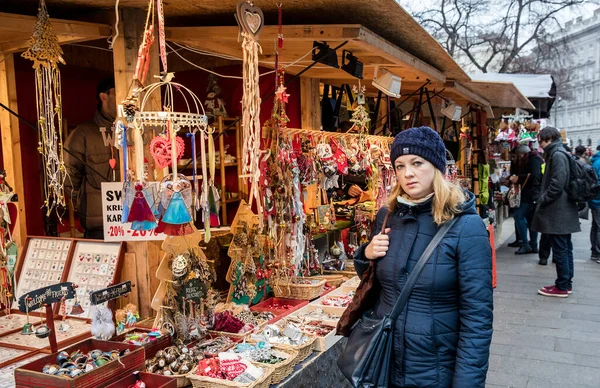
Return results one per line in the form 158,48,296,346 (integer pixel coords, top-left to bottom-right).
213,311,244,333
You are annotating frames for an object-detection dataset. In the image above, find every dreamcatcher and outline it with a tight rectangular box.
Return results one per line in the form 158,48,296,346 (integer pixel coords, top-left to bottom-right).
21,0,67,218
236,0,265,218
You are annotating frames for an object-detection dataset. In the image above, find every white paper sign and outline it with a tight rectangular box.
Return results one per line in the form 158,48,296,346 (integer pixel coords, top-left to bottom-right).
101,182,165,241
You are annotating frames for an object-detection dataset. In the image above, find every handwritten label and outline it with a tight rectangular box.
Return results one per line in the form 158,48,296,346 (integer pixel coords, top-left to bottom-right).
101,182,165,242
90,281,132,305
19,283,75,313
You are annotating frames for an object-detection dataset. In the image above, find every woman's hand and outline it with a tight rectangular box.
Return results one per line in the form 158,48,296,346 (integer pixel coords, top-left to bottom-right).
365,228,391,260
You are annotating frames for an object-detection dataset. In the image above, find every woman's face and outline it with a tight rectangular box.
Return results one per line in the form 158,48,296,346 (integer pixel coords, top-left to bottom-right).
394,155,436,200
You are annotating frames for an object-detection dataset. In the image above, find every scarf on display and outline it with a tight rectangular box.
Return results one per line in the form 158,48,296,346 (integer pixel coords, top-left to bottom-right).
396,193,434,207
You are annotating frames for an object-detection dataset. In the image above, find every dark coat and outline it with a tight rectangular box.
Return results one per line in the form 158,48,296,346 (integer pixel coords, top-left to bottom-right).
518,152,544,203
532,140,581,235
588,153,600,209
64,109,119,232
353,192,493,388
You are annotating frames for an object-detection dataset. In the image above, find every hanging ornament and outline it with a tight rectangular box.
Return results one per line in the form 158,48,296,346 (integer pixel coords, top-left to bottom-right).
21,0,68,219
21,297,33,335
70,292,84,315
236,0,265,217
349,83,370,134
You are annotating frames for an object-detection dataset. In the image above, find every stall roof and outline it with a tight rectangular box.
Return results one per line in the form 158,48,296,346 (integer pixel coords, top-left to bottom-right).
0,12,110,54
469,73,556,99
465,80,536,110
2,0,470,83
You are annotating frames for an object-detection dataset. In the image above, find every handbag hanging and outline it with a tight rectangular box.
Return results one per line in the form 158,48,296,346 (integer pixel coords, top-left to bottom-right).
337,209,390,337
338,216,458,388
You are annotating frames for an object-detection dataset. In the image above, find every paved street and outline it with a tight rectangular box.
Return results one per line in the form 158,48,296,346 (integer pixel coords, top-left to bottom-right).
487,217,600,388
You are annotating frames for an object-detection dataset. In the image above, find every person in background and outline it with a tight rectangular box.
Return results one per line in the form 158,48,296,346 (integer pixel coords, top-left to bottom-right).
351,126,493,387
588,145,600,262
510,144,543,255
507,148,524,248
64,77,119,239
532,127,580,297
575,145,588,163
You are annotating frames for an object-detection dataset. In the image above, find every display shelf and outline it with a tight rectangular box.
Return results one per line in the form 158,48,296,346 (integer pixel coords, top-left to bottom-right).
0,353,45,388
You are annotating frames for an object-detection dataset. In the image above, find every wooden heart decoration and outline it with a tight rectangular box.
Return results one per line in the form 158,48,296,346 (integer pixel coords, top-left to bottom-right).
236,1,264,39
150,135,185,169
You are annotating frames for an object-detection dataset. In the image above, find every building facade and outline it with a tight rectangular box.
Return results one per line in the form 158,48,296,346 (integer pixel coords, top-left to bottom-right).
551,9,600,147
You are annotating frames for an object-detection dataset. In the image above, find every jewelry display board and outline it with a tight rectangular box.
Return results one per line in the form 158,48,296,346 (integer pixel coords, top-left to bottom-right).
14,238,73,301
64,241,124,319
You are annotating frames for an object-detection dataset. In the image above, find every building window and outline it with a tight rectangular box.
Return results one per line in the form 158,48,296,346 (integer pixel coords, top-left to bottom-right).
578,139,583,146
588,139,592,147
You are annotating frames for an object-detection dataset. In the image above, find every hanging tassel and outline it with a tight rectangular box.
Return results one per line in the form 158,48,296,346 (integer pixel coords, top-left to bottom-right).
199,131,210,242
186,131,199,220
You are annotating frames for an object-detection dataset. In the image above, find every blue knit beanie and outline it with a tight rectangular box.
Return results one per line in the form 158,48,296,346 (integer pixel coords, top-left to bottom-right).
390,126,447,172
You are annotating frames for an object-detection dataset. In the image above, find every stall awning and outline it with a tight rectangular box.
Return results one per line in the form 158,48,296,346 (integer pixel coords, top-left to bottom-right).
469,73,555,99
464,80,535,110
0,12,110,55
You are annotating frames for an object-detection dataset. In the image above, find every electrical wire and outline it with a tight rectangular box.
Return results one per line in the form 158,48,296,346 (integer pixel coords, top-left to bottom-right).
69,44,114,52
167,42,323,79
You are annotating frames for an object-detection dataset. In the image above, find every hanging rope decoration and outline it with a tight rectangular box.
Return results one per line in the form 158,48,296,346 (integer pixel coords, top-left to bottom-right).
236,1,265,214
21,0,68,218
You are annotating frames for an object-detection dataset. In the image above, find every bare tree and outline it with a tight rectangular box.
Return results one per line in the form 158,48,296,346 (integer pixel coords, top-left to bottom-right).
414,0,591,73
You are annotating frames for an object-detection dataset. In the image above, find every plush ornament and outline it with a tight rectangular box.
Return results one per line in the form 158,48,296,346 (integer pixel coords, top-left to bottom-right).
91,305,115,340
213,311,244,334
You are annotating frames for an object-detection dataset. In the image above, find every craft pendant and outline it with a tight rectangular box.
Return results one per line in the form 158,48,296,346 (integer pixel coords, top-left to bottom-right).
236,1,265,38
172,254,189,278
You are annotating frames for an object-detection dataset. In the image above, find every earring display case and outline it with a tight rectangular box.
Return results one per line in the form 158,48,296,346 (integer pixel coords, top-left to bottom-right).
14,238,74,301
0,237,124,354
64,241,124,319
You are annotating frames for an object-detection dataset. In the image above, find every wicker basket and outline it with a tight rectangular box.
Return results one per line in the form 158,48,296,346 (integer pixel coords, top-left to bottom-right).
272,279,325,300
272,335,317,364
187,366,273,388
172,374,190,388
309,274,345,288
245,343,298,384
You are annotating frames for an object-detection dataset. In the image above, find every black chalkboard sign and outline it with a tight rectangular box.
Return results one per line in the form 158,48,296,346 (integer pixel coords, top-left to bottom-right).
90,281,132,305
178,278,207,304
18,282,76,313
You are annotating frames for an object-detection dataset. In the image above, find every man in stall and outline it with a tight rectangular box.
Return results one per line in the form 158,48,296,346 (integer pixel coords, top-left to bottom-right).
64,77,119,239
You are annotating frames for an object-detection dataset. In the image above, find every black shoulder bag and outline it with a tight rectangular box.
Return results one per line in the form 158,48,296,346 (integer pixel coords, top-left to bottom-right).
338,216,459,388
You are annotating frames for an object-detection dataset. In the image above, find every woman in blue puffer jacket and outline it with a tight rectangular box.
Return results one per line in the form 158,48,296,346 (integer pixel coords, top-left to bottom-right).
353,126,493,387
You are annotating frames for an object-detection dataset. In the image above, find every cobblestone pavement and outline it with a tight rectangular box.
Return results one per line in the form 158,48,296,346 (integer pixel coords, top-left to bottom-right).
488,217,600,388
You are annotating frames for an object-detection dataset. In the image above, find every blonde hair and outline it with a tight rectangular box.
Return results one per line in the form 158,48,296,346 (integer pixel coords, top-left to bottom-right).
386,169,466,225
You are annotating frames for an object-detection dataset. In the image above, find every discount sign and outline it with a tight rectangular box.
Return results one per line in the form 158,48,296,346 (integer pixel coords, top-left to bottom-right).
101,182,165,242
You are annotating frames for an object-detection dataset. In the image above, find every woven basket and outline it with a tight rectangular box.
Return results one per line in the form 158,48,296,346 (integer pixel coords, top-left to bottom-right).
244,342,298,384
272,279,325,300
173,374,190,388
272,335,316,364
309,274,345,288
187,366,273,388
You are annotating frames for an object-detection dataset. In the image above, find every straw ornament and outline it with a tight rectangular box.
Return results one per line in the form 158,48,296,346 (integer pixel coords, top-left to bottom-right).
22,0,68,219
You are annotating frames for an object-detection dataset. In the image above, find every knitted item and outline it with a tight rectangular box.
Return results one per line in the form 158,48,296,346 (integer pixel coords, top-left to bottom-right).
390,126,447,172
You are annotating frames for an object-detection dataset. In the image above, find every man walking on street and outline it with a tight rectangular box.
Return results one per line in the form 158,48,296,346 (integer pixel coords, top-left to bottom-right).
510,144,544,255
532,127,580,297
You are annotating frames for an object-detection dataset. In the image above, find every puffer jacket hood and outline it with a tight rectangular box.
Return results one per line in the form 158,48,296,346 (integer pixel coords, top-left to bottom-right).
351,190,493,387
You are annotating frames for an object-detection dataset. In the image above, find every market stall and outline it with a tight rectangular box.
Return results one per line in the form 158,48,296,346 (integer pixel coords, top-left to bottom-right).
0,0,534,386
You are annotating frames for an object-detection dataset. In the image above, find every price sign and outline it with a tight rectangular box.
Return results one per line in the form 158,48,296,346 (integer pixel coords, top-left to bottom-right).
19,282,75,313
90,281,132,305
101,182,166,241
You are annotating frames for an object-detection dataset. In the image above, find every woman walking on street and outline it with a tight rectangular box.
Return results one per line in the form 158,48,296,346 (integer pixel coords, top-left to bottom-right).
352,126,494,387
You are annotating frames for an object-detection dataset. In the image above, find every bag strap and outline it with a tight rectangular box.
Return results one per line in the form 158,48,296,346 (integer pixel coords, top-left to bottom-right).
521,173,531,190
389,216,459,322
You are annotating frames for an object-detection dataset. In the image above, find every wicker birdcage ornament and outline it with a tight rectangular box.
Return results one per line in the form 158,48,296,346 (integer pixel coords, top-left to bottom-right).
21,0,68,219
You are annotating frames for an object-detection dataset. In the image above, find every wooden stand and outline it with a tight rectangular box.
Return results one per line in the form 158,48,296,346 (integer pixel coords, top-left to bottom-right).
44,304,57,353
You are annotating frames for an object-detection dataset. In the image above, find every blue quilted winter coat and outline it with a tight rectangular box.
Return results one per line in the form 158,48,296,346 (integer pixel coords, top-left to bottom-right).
354,192,493,387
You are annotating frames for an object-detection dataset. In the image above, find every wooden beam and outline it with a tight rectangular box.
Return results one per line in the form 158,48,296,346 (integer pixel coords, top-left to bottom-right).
445,80,490,108
0,13,110,54
112,8,162,319
167,24,446,83
0,54,26,248
300,78,321,130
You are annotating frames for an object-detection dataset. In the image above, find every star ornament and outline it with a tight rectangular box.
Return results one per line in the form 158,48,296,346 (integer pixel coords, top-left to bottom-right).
275,85,289,103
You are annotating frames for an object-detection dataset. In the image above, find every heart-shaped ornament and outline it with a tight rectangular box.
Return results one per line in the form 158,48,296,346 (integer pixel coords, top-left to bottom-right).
150,135,185,169
109,158,117,170
236,1,264,39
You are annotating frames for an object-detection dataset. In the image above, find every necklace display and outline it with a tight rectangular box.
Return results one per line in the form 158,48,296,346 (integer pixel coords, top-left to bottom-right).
21,0,67,219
